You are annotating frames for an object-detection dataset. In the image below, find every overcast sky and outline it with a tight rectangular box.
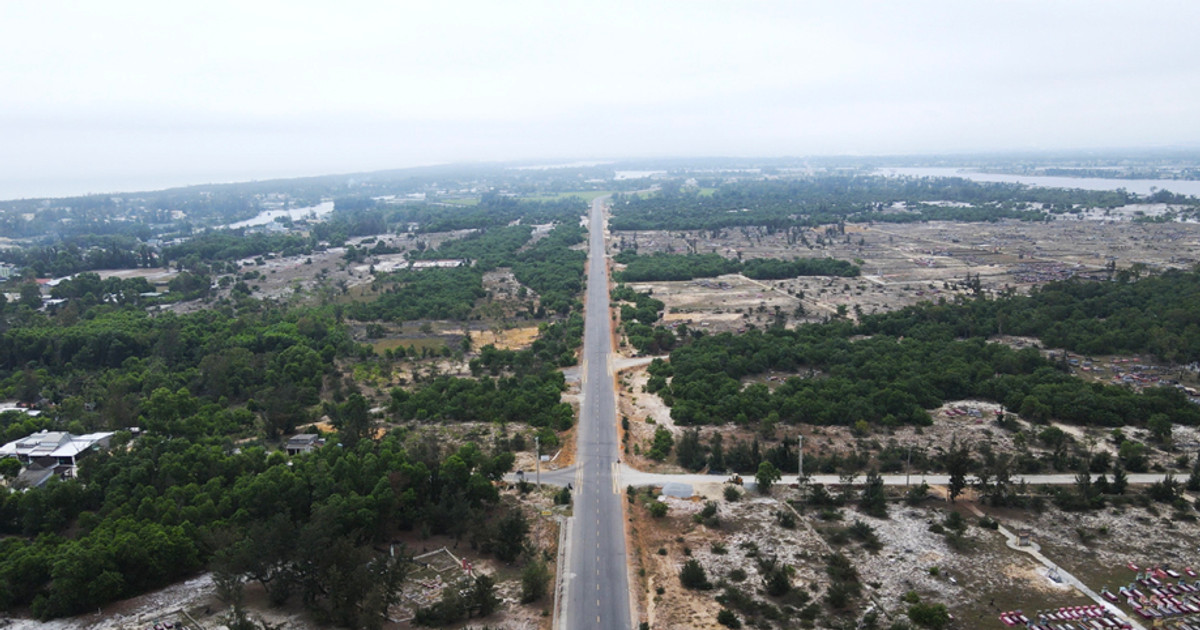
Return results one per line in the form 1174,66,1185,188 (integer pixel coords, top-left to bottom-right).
2,1,1199,199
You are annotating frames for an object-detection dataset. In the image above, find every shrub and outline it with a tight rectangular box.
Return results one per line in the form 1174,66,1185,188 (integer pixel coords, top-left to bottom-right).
680,559,712,590
908,602,951,629
520,561,551,603
717,609,742,628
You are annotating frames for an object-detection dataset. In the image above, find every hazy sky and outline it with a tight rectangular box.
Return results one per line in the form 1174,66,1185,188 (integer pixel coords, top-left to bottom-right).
2,1,1199,199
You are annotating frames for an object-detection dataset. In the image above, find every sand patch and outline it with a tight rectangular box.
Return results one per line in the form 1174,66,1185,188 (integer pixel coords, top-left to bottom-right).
470,326,540,351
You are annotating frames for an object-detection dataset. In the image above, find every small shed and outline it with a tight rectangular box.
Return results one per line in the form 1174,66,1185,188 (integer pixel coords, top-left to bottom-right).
286,434,323,455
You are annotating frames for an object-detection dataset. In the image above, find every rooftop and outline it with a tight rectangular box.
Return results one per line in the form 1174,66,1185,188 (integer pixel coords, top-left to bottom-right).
0,430,114,461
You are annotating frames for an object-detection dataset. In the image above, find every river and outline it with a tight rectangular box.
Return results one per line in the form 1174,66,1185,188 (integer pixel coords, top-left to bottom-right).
223,200,335,229
880,167,1200,198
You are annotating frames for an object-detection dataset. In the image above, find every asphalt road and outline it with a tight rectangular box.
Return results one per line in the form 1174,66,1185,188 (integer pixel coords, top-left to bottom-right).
559,197,632,630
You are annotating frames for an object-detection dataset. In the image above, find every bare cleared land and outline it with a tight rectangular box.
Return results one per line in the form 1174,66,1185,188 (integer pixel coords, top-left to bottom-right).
613,218,1200,332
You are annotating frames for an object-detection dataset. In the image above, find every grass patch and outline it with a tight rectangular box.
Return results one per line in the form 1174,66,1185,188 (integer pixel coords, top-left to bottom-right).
371,336,449,354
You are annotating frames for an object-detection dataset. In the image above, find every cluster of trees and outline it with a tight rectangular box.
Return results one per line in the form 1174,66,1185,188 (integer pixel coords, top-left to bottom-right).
659,324,1200,430
615,251,859,282
350,267,487,322
390,370,574,436
408,225,533,270
611,285,676,355
0,432,527,624
163,230,316,268
653,265,1200,432
388,320,585,451
510,224,586,317
860,268,1200,364
0,176,593,624
47,272,155,307
612,284,663,325
0,235,156,278
609,176,1154,231
354,222,585,323
615,251,739,281
378,195,587,233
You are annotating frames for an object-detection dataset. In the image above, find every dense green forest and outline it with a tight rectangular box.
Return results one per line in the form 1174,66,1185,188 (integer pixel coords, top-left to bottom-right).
0,198,591,622
353,222,586,323
0,235,156,278
859,268,1200,364
614,251,859,282
350,267,488,322
654,270,1200,444
611,284,676,355
408,224,533,270
374,195,587,233
608,176,1182,231
658,326,1198,430
162,231,318,268
0,290,563,623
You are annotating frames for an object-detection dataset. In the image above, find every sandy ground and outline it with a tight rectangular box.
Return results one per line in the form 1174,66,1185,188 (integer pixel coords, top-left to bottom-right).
470,325,541,351
627,473,1199,630
612,217,1200,331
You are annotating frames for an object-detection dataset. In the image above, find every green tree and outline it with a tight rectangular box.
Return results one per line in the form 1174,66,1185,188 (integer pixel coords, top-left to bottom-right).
945,442,971,503
469,573,500,617
1118,440,1149,472
0,458,21,480
19,281,42,309
679,559,711,590
520,560,551,603
908,602,951,629
755,461,781,494
763,564,791,597
1111,465,1128,495
490,510,529,563
648,427,674,461
860,469,888,518
1147,414,1173,445
1188,457,1200,492
675,428,706,471
338,393,373,448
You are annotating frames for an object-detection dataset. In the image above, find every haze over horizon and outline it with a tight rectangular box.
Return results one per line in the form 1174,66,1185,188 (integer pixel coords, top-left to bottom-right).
3,1,1199,200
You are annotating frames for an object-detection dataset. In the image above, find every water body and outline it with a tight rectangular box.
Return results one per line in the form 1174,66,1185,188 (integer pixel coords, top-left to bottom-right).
224,200,335,229
881,167,1200,198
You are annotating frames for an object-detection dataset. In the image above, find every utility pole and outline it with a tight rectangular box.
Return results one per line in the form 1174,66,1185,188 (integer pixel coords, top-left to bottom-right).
797,434,803,484
906,444,913,487
534,435,541,488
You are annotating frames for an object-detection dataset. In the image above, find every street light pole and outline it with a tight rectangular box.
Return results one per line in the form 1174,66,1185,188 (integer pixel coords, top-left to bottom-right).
534,435,541,489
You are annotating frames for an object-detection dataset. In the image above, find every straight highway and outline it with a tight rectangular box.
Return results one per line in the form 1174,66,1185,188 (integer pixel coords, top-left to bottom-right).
559,197,632,629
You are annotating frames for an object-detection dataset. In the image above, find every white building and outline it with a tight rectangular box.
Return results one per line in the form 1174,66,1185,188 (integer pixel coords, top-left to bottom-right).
0,430,114,471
